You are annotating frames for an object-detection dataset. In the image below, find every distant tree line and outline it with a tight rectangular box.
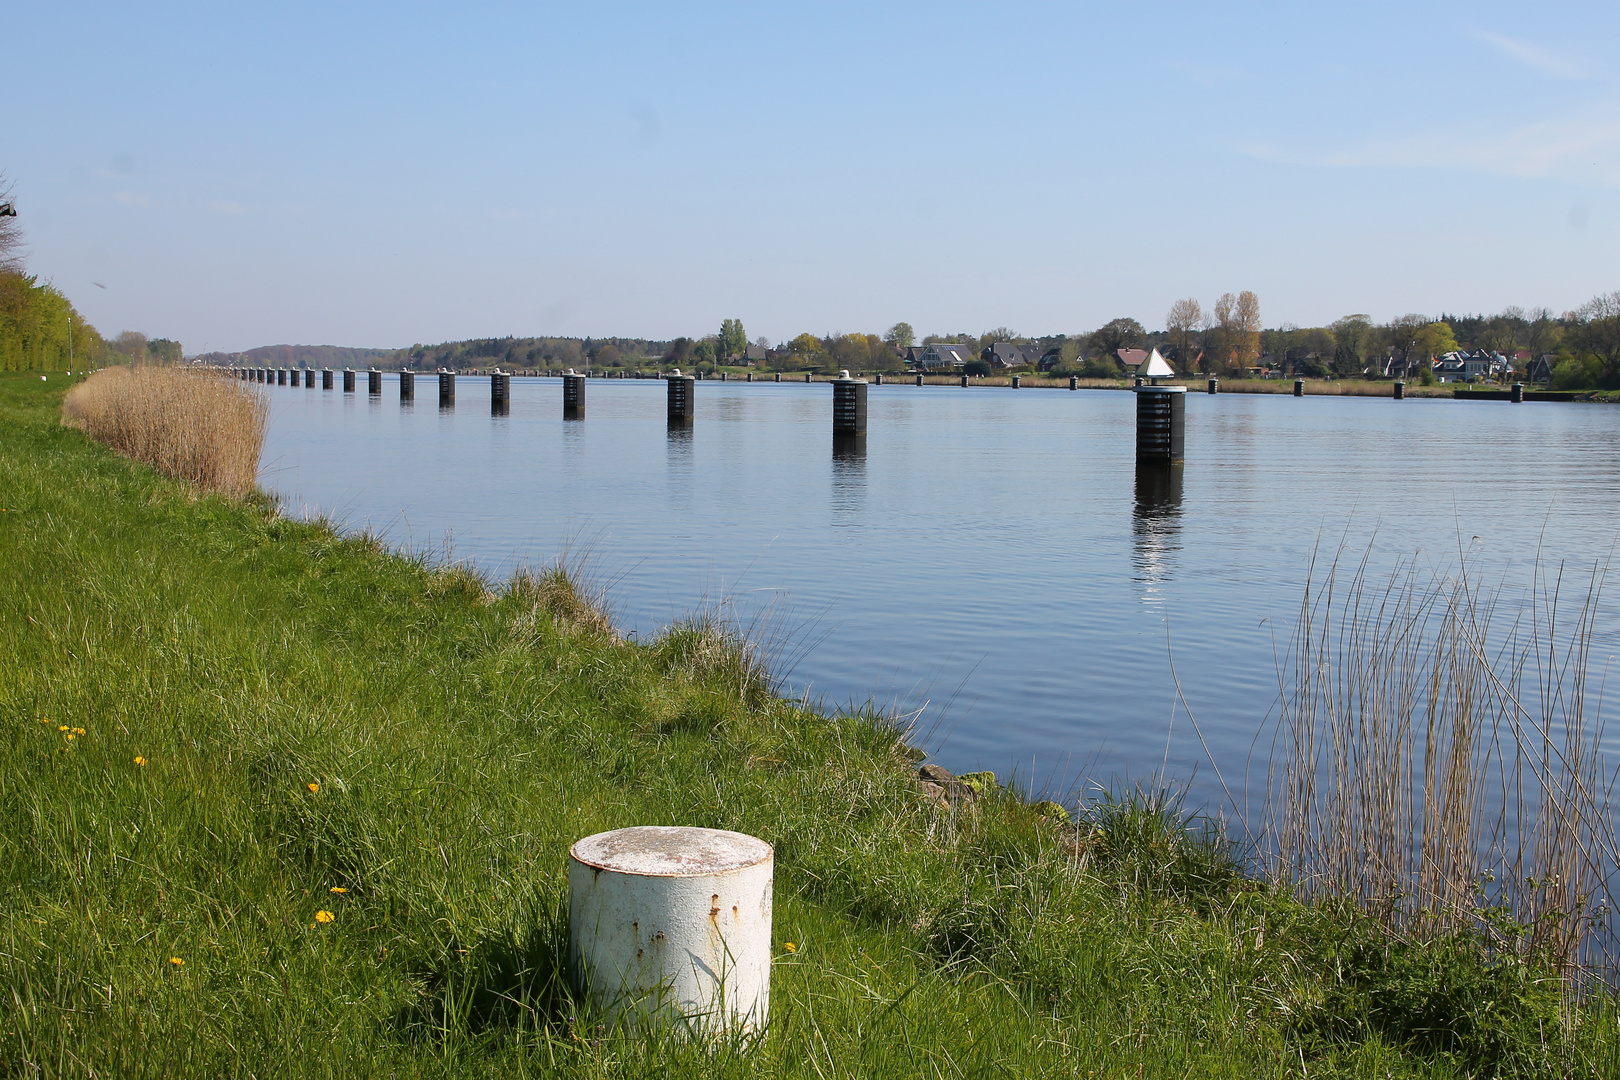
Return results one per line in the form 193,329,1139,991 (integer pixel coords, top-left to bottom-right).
379,336,671,372
193,344,390,369
362,295,1620,391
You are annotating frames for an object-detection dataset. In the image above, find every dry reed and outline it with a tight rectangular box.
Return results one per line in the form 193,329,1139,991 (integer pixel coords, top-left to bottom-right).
61,364,266,496
1266,546,1618,975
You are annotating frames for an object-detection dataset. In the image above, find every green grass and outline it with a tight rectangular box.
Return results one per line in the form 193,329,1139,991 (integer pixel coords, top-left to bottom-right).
2,370,1616,1078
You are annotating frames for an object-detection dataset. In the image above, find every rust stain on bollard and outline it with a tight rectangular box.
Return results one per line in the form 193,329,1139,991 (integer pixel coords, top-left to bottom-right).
569,826,773,1037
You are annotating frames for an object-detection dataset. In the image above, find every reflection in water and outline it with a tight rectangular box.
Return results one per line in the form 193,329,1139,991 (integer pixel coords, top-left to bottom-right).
665,421,694,511
831,434,866,521
1132,462,1183,600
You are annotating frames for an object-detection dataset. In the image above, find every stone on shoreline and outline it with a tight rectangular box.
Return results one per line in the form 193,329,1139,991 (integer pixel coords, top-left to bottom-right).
915,764,974,807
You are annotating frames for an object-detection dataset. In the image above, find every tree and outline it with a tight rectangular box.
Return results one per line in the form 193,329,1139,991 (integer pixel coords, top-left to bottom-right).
1329,314,1374,377
1480,306,1526,355
1525,307,1562,364
0,173,22,275
664,336,693,364
1412,321,1457,363
1385,313,1427,373
884,322,914,351
717,318,747,363
1165,298,1202,374
787,333,823,366
1551,353,1603,390
1291,328,1336,377
148,338,183,364
113,331,149,362
1089,317,1145,360
1232,291,1261,370
1204,293,1236,371
692,340,715,365
1569,291,1620,387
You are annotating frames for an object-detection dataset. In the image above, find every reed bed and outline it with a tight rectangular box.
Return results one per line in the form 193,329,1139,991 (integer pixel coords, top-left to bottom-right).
1266,547,1617,976
61,363,266,495
1209,377,1448,397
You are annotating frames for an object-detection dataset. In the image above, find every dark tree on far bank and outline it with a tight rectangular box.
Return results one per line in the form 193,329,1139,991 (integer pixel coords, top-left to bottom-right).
1089,317,1146,358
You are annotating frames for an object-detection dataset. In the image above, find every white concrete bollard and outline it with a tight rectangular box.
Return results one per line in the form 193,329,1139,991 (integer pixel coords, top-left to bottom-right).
569,826,773,1037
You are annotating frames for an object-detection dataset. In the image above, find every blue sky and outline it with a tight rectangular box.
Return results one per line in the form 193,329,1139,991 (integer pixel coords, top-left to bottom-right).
7,1,1619,352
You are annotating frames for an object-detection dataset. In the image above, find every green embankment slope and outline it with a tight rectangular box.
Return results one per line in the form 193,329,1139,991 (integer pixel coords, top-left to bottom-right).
1,372,1613,1078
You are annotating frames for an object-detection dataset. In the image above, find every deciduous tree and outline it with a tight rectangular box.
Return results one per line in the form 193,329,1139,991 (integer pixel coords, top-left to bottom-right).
884,322,914,350
664,337,693,364
1330,314,1374,377
0,173,22,275
788,332,823,365
1570,291,1620,386
1412,321,1457,363
1525,307,1562,364
1233,291,1261,370
1089,317,1145,360
1166,298,1202,374
717,318,747,362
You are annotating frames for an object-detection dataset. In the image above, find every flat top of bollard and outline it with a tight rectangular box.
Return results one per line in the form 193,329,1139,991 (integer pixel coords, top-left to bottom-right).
571,826,772,877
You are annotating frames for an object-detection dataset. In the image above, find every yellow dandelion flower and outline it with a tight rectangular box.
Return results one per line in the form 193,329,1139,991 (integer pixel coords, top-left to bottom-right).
134,756,147,766
58,725,69,732
783,942,797,953
169,957,184,966
315,910,335,923
65,733,76,741
72,728,85,736
329,887,347,894
307,783,320,794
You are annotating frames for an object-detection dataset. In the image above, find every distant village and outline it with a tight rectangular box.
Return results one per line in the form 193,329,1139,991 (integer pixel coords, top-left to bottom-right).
899,341,1528,384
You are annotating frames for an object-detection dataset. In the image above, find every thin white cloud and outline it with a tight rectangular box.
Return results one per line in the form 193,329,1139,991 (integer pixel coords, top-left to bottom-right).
1238,101,1620,188
1471,29,1584,80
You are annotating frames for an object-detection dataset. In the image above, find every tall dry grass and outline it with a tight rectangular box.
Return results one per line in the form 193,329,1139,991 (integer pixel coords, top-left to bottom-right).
1266,547,1618,974
61,365,266,496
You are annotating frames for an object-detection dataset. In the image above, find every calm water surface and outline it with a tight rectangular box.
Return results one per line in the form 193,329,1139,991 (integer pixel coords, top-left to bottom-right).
258,376,1620,808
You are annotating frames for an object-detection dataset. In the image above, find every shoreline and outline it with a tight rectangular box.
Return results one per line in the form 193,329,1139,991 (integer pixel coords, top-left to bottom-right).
4,369,1616,1076
224,364,1618,402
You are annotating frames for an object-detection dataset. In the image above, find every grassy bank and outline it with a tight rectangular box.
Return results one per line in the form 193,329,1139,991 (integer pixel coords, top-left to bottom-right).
3,369,1617,1078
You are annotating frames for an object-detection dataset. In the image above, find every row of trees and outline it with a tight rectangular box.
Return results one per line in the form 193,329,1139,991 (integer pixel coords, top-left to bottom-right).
623,297,1620,388
0,271,102,371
